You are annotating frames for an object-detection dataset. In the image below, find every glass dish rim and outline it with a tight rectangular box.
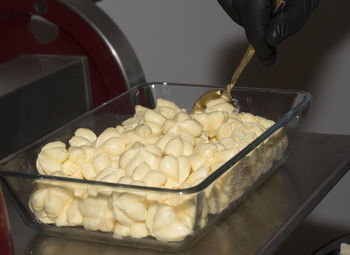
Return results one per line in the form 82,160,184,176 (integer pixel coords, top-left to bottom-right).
0,82,313,194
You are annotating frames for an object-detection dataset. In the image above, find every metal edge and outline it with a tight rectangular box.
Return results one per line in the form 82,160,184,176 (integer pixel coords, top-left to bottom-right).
78,56,93,110
258,158,350,255
57,0,146,89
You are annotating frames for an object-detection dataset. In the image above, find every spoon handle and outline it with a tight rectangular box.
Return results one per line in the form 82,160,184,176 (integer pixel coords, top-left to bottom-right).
224,0,285,98
226,44,255,92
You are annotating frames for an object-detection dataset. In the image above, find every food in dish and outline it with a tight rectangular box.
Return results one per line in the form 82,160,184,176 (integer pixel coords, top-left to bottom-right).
29,98,287,241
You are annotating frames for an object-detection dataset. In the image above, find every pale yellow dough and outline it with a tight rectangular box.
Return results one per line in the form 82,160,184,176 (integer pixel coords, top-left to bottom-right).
30,98,288,242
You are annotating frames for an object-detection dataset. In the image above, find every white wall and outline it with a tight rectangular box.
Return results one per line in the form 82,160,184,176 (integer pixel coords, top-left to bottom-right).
97,0,350,135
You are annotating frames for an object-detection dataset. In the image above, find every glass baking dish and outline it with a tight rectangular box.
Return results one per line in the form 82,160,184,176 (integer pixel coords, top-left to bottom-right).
0,82,312,251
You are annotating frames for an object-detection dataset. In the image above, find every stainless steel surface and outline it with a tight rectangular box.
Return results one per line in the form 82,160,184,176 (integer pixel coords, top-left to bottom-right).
3,132,350,255
58,0,145,89
0,55,92,160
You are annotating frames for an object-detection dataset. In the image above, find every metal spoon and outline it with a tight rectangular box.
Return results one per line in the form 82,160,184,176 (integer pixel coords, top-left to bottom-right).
192,0,285,113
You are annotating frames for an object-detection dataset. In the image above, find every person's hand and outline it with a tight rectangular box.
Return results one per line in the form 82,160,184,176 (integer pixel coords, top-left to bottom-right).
217,0,320,65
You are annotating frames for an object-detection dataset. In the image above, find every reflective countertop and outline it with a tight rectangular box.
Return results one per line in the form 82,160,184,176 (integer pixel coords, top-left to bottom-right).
3,132,350,255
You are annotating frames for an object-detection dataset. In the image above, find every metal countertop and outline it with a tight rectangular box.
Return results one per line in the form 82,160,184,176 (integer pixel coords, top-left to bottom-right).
3,132,350,255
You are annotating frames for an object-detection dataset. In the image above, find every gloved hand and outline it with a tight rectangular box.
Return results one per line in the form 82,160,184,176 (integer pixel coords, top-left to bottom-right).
218,0,320,65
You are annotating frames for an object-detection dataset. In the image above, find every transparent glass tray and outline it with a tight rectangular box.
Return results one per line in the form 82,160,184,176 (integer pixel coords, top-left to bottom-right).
0,82,312,251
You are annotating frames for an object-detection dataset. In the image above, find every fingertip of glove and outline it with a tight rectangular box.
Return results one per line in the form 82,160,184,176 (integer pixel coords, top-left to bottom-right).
261,56,276,66
259,49,276,66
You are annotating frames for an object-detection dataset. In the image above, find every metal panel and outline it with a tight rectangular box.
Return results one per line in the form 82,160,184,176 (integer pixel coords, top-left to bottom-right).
0,55,91,159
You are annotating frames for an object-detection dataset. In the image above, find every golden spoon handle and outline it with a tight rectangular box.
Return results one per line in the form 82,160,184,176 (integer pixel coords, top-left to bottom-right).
227,44,255,92
224,0,285,98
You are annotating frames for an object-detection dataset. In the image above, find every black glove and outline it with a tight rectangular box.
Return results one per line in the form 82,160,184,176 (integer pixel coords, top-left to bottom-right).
218,0,320,65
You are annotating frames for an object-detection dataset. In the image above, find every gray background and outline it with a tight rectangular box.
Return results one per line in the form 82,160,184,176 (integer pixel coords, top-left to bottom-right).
96,0,350,254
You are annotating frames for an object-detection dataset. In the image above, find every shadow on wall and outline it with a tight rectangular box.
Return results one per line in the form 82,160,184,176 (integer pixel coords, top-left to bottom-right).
212,0,350,92
276,221,350,255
